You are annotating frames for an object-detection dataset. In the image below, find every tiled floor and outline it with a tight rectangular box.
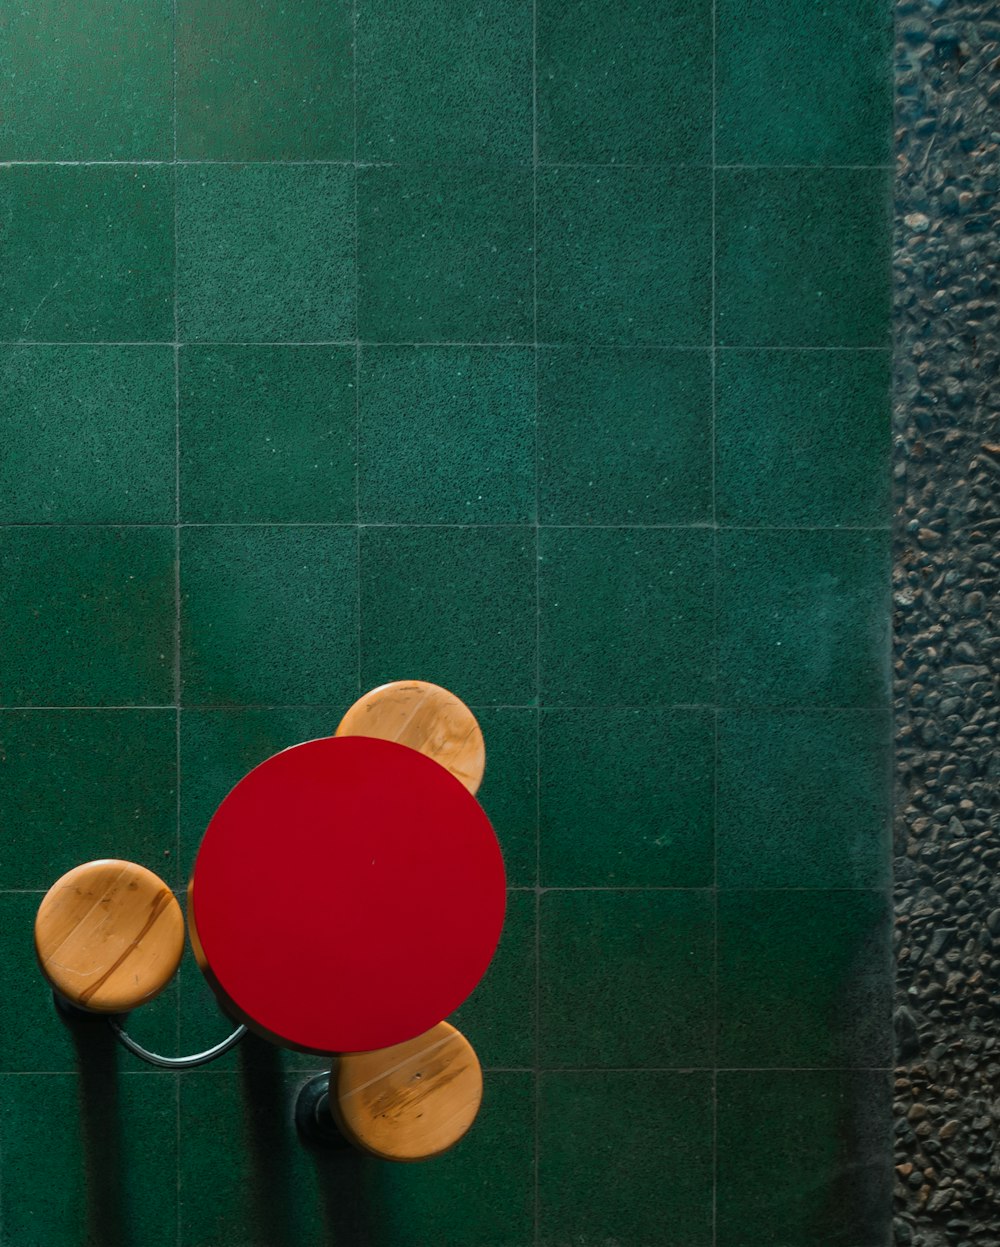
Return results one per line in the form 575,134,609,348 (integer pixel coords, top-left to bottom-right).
0,2,892,1244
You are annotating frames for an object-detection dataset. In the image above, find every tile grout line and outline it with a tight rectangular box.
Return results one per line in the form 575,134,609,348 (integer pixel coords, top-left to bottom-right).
0,159,897,170
0,339,894,351
0,521,894,532
531,2,541,1243
171,6,183,1243
710,0,719,1240
353,0,362,699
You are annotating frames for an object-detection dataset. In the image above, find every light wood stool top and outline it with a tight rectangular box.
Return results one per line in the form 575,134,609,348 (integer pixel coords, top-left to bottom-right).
335,680,485,795
331,1021,483,1162
35,859,184,1014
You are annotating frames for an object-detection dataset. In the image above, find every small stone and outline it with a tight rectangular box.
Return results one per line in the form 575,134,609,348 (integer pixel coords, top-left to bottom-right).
906,213,932,232
940,1119,960,1139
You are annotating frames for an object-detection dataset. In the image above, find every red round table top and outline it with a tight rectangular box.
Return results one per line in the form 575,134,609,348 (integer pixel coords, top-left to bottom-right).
190,735,506,1054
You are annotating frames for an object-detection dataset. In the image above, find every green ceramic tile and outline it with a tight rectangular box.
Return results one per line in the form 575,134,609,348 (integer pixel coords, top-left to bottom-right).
0,527,175,705
179,1071,534,1247
716,0,892,165
537,166,711,346
718,710,890,888
716,349,891,527
0,711,175,889
176,0,353,160
180,707,340,873
0,346,174,523
450,890,534,1068
177,165,355,343
357,165,533,343
359,346,535,524
180,526,357,706
0,893,178,1073
357,0,531,162
0,166,173,342
474,708,537,887
539,1071,713,1247
539,890,713,1068
540,708,714,887
538,347,711,524
0,1072,178,1246
359,526,535,706
180,346,356,523
537,0,711,164
717,1070,892,1247
716,889,891,1068
715,168,891,348
0,1,172,160
717,528,889,708
539,527,714,707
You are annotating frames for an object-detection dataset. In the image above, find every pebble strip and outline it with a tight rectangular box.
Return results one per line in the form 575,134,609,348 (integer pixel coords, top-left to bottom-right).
894,1,1000,1244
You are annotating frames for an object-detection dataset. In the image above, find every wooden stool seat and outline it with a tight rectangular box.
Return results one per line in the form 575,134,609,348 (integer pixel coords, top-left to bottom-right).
331,1022,483,1162
335,680,486,794
35,859,184,1014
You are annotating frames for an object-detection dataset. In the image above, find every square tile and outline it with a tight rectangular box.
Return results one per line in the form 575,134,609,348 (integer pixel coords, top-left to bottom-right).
359,526,535,706
715,168,891,347
357,165,533,343
717,528,890,708
716,349,891,527
176,0,353,160
0,1072,178,1247
0,1,172,160
717,1070,892,1247
0,893,178,1072
716,0,892,165
177,165,355,342
179,1071,534,1247
0,167,173,342
359,346,534,523
0,346,174,522
537,0,711,164
180,526,357,706
539,1072,713,1247
537,166,711,346
451,890,535,1069
539,527,714,707
716,889,892,1067
540,708,714,887
718,710,890,888
538,347,711,524
474,708,537,887
179,707,339,872
357,0,531,162
0,711,176,889
180,346,356,523
0,527,175,705
539,890,713,1067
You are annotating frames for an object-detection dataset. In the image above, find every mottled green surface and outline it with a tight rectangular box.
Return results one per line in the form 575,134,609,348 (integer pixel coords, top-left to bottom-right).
180,346,356,523
0,0,892,1242
0,0,172,160
0,346,175,522
176,0,353,160
357,0,532,162
0,167,174,341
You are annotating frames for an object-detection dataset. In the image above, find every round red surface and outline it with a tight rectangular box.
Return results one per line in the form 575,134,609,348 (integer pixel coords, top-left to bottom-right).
190,735,506,1054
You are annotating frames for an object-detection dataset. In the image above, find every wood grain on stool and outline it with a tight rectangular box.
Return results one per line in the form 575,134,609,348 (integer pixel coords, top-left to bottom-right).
35,859,184,1013
331,1021,483,1162
335,680,486,794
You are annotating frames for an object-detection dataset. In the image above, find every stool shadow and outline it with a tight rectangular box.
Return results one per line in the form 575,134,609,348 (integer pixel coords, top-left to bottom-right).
237,1037,385,1245
66,1008,129,1247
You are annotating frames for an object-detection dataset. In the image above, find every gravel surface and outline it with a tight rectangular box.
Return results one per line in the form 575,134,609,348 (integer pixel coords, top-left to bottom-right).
894,2,1000,1244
